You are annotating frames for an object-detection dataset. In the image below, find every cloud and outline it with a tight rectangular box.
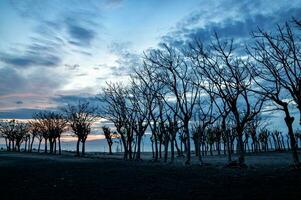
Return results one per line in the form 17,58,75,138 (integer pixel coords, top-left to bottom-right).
65,64,80,70
0,65,69,118
0,52,61,68
9,0,103,60
0,108,44,119
15,101,23,105
67,24,96,47
161,0,301,48
52,94,99,108
0,67,26,96
108,41,141,76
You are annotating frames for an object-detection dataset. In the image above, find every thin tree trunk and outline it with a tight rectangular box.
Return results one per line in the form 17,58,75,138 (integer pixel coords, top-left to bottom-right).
151,140,154,158
58,137,61,155
184,122,191,165
44,138,48,153
154,134,158,161
136,135,142,160
38,139,42,153
76,138,80,156
30,136,35,152
237,130,245,166
164,140,169,162
170,137,175,163
82,141,86,156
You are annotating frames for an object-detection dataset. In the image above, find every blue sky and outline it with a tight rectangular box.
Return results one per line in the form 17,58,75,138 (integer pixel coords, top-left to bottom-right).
0,0,301,131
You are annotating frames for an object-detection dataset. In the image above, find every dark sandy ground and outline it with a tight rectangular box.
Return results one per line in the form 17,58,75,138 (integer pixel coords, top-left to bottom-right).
0,151,301,200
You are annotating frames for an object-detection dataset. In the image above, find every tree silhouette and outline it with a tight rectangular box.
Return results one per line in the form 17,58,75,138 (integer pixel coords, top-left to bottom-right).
64,102,97,156
248,20,301,166
191,35,265,166
102,126,113,154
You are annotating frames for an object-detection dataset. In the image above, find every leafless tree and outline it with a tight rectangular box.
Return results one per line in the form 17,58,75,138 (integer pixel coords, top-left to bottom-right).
0,120,29,152
145,44,200,165
248,21,301,166
64,102,97,156
192,35,265,166
100,83,135,160
128,77,151,160
28,120,41,152
0,119,17,151
33,111,67,155
133,61,166,161
192,91,219,164
14,122,29,152
102,126,113,154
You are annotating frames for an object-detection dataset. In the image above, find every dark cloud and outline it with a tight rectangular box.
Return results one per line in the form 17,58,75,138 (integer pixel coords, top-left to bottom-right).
64,64,80,70
0,52,61,68
0,108,43,119
0,67,26,96
8,0,102,65
161,0,301,49
67,24,95,47
52,94,99,107
76,73,88,77
71,49,93,56
0,65,67,96
0,21,65,69
15,101,23,105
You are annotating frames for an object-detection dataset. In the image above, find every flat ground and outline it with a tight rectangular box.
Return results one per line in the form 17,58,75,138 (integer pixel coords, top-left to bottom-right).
0,151,301,200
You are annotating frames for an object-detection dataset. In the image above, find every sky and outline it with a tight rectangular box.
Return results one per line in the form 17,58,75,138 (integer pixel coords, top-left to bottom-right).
0,0,301,132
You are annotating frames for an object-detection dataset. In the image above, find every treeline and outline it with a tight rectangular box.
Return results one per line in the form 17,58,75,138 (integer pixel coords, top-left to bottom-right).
1,19,301,167
100,19,301,167
0,102,97,156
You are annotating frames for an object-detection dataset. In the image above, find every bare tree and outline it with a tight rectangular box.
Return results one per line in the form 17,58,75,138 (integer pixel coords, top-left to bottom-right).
192,91,219,164
100,83,135,160
64,102,97,156
0,119,17,151
133,62,166,161
102,126,113,154
145,44,200,165
192,35,265,166
248,21,301,166
128,78,151,160
14,122,29,152
33,111,67,155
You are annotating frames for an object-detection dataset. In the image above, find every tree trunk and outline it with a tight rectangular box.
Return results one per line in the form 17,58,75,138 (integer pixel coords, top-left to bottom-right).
237,129,245,166
159,140,162,159
82,140,86,156
184,121,191,165
24,140,27,152
38,139,41,153
76,138,80,156
170,137,175,163
58,137,61,155
154,134,158,161
44,139,48,153
30,136,35,152
174,138,181,156
151,140,154,158
8,140,11,151
194,139,199,157
136,135,142,160
120,136,128,160
164,140,169,162
54,139,57,154
284,107,300,166
109,144,112,155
